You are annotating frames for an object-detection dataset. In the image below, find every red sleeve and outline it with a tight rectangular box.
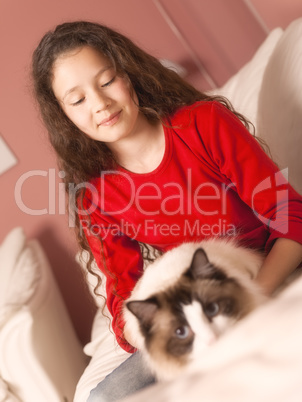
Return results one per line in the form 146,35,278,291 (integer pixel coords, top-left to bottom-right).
78,192,143,353
196,101,302,251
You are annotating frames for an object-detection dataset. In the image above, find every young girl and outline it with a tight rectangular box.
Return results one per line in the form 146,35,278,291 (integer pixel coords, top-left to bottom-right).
32,21,302,401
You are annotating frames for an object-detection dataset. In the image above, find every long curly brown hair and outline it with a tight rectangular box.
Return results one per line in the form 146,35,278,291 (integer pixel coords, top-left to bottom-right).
31,20,257,314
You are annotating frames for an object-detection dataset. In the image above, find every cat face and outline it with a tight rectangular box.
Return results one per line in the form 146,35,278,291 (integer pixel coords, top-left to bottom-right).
126,247,261,378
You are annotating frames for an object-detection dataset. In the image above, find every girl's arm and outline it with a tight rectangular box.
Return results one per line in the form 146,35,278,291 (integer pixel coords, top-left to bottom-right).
196,103,302,294
256,237,302,295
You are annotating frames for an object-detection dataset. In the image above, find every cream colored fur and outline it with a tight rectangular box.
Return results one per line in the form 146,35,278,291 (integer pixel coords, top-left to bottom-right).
123,238,267,379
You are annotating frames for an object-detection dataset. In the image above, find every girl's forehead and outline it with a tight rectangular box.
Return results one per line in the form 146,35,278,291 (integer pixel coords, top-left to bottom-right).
52,46,113,81
55,45,109,64
51,46,114,98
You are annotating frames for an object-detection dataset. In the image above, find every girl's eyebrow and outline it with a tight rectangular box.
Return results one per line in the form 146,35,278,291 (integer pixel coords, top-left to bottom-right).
62,65,113,101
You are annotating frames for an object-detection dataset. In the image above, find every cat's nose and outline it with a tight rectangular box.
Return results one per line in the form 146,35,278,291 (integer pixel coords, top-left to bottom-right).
200,328,219,346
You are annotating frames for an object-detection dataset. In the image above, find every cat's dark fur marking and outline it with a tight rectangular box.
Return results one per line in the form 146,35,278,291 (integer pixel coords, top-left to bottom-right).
124,239,266,380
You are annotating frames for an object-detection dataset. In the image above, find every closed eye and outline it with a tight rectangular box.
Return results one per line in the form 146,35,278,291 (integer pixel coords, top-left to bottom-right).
71,97,85,106
102,76,116,87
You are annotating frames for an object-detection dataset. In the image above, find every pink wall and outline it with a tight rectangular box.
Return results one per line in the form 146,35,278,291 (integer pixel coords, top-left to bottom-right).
1,0,301,344
248,0,302,30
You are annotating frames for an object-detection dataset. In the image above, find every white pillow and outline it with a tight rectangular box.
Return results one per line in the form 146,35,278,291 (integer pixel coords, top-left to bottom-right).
257,18,302,194
209,27,283,128
0,377,21,402
0,227,40,328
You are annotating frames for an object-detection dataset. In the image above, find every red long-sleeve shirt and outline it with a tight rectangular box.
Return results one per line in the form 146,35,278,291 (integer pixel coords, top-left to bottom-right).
79,101,302,352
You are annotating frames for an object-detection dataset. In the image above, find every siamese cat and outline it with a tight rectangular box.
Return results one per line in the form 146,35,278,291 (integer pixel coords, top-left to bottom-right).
123,238,267,381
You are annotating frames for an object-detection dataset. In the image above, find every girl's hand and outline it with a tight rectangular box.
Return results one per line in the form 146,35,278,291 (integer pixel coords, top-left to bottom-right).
256,238,302,295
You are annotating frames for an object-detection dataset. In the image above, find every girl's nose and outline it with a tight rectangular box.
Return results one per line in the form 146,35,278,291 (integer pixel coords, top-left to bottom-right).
92,91,110,113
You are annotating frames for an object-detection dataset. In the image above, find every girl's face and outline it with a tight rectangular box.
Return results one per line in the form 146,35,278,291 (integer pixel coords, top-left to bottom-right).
52,46,141,144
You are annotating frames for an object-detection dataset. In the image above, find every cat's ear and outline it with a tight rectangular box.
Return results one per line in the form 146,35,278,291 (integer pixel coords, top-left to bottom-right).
126,298,159,327
186,248,227,281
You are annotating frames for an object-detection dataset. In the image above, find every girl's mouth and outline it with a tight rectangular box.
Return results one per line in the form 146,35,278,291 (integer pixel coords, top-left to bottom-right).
99,110,122,126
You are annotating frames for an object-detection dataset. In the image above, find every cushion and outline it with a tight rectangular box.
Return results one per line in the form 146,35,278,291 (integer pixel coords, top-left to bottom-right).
257,18,302,194
0,229,87,401
0,227,40,328
0,377,21,402
209,27,283,128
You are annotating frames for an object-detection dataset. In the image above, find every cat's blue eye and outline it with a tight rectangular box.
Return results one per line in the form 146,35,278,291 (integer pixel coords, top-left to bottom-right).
175,325,190,339
204,302,220,317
